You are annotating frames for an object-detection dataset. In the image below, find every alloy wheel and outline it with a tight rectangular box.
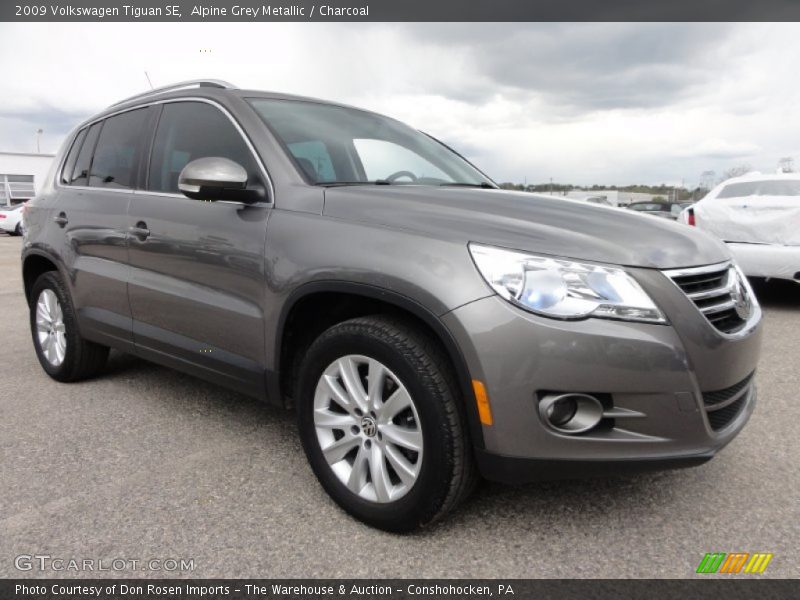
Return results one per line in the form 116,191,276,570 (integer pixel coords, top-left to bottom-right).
35,289,66,367
313,354,423,503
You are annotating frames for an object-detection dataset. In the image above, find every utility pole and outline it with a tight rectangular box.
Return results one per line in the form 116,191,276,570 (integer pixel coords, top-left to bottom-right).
36,129,43,153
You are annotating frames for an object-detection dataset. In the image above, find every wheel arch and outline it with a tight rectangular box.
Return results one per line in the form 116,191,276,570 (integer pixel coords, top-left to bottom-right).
274,281,485,450
22,250,64,306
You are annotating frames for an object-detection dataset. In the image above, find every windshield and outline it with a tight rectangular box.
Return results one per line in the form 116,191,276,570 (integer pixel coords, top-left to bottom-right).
629,203,665,211
248,98,492,187
717,180,800,199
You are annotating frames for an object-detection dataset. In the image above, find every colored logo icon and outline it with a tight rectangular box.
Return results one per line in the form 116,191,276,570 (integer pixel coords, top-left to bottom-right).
696,552,773,574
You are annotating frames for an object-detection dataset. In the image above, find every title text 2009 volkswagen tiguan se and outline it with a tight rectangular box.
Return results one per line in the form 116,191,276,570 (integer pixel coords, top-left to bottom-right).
22,80,762,531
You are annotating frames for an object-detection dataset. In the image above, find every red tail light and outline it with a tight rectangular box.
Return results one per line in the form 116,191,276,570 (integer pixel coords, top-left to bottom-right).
687,208,696,226
0,213,6,219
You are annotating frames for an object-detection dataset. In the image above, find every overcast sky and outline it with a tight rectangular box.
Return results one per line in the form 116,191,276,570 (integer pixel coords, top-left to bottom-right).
1,22,798,187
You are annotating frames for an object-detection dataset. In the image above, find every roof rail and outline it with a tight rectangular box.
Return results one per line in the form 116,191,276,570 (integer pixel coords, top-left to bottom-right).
109,79,236,107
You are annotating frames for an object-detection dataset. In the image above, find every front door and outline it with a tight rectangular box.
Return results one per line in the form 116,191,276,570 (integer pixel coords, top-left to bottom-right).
126,100,271,397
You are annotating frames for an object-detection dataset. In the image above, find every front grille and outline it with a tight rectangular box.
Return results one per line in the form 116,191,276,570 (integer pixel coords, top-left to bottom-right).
665,263,749,334
701,372,754,431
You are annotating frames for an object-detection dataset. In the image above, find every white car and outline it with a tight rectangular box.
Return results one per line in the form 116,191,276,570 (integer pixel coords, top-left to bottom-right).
680,173,800,283
0,204,25,236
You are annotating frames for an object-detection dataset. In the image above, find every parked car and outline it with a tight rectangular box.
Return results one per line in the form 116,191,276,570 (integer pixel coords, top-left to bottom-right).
680,173,800,283
581,195,613,206
626,200,683,219
21,80,762,531
0,204,25,235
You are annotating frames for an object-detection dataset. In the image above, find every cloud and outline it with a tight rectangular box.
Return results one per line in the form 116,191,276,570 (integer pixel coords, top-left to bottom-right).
399,24,737,113
0,22,798,185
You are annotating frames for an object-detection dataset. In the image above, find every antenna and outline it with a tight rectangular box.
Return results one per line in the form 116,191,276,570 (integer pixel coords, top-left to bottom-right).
144,71,154,90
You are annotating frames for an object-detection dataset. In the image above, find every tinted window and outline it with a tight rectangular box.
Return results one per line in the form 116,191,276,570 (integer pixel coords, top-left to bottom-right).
718,180,800,198
69,122,101,186
61,128,87,184
89,109,149,189
287,140,336,182
148,102,258,193
248,98,491,186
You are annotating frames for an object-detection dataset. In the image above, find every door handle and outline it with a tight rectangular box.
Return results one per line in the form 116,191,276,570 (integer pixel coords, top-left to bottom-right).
53,212,68,227
128,222,150,239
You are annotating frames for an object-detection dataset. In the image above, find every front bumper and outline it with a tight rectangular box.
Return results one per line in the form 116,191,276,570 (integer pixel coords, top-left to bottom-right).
442,265,762,482
727,242,800,282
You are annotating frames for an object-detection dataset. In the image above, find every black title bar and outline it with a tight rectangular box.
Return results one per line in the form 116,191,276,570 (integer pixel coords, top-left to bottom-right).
5,0,800,22
3,579,799,600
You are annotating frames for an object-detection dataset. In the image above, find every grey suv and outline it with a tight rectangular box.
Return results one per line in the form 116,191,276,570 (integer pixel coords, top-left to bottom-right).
22,80,762,531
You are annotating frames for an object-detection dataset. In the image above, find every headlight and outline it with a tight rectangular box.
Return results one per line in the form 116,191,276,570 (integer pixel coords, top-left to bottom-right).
469,243,666,323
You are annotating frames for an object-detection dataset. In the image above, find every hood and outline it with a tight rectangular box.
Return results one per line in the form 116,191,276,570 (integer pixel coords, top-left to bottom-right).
323,187,730,269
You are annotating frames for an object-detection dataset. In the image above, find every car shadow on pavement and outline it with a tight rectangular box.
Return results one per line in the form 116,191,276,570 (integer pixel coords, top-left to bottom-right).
750,278,800,308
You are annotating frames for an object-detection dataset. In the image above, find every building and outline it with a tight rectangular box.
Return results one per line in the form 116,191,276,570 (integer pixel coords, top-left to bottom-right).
0,151,55,207
563,190,662,207
533,189,664,207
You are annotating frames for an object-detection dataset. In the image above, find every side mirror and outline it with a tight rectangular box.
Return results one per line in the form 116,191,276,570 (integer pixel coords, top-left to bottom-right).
178,157,264,203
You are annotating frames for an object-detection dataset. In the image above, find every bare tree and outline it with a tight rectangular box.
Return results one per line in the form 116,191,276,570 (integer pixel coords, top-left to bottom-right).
722,164,752,181
700,170,716,190
778,157,795,173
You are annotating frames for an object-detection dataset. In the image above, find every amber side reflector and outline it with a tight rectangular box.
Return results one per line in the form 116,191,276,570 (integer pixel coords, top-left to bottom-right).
472,380,493,426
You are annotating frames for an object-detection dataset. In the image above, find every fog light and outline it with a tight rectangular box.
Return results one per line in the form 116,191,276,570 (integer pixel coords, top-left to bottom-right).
539,393,603,434
546,397,578,427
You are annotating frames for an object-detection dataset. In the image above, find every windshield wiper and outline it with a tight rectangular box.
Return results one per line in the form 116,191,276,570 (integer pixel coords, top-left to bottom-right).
315,180,392,187
440,182,496,189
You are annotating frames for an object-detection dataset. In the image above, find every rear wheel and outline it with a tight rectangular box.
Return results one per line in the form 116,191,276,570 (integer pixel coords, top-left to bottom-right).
30,272,109,382
297,315,476,532
14,223,22,236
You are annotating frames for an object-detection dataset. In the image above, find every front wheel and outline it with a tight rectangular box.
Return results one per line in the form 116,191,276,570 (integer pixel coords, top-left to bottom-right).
296,316,476,532
30,272,109,382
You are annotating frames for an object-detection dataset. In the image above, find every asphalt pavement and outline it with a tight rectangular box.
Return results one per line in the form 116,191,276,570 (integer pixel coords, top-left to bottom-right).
1,233,798,578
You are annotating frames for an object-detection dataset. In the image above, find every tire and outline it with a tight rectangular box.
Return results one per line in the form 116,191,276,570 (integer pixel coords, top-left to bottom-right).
14,223,22,236
296,315,477,532
30,271,109,382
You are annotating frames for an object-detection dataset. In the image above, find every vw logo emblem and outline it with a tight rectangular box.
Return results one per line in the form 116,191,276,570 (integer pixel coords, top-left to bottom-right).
361,416,377,437
730,270,752,320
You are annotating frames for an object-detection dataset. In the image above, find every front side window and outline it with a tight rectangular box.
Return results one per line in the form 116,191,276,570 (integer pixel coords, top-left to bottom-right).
89,109,149,189
248,98,491,187
148,102,258,193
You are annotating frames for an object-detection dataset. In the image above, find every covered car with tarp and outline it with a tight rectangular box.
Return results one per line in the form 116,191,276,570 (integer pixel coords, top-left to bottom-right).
680,172,800,283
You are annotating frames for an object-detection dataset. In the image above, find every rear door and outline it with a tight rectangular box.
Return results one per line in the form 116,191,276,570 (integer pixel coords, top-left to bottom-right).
126,100,271,397
55,108,153,350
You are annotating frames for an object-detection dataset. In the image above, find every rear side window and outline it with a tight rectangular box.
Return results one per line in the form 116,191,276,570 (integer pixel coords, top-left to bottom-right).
89,109,149,189
61,128,87,184
148,102,258,193
67,122,101,186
